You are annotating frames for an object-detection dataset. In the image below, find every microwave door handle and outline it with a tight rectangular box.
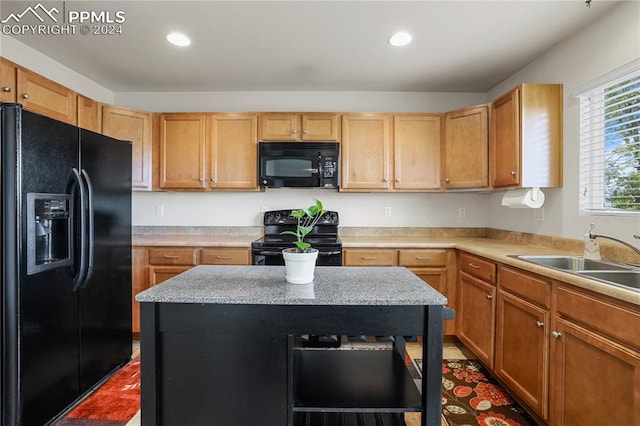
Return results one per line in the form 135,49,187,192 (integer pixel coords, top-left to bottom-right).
317,155,323,186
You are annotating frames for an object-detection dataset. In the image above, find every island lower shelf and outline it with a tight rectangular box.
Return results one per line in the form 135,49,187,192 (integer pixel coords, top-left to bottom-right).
293,349,421,413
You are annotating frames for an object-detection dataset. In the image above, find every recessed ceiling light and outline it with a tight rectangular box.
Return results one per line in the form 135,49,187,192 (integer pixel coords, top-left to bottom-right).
388,31,413,47
166,32,191,47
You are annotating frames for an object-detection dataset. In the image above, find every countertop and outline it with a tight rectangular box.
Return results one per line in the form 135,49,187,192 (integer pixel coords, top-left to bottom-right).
135,265,448,306
133,233,640,306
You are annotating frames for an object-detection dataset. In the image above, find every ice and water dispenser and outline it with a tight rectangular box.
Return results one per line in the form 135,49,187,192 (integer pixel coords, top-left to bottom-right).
26,193,73,275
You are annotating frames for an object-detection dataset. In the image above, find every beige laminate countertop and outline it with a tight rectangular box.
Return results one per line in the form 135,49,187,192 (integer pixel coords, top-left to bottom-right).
133,233,640,306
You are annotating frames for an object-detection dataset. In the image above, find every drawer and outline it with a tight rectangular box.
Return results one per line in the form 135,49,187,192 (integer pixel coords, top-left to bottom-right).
148,247,197,266
460,252,496,284
343,248,396,266
200,248,249,265
556,285,640,350
498,266,550,308
398,249,448,267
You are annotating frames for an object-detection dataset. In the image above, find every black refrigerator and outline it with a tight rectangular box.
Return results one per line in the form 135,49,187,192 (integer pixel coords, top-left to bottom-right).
1,103,132,426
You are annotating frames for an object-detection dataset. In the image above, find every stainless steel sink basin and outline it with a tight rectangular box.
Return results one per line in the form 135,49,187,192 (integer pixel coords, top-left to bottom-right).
514,255,632,272
576,271,640,291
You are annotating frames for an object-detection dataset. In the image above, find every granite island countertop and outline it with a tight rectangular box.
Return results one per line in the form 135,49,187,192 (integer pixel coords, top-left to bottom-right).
135,265,448,306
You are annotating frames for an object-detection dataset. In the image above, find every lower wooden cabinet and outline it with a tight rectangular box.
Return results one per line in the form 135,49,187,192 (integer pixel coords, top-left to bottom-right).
132,247,149,335
200,247,250,265
343,248,396,266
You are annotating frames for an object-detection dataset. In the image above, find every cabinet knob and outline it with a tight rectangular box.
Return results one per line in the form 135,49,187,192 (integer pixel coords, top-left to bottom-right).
211,177,216,183
510,171,517,176
395,178,400,183
551,331,562,339
383,178,388,183
1,86,11,93
445,177,450,183
535,321,544,328
291,129,297,134
21,93,30,99
199,178,204,183
486,294,493,300
303,130,308,134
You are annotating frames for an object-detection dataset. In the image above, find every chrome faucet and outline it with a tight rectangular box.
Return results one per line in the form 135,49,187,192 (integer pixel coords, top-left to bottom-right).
588,223,640,257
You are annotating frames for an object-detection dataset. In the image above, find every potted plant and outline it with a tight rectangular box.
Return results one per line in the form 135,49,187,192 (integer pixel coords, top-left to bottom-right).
280,199,326,284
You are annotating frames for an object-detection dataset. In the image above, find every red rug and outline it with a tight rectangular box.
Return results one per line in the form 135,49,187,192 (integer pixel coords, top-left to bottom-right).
54,357,140,425
406,357,536,426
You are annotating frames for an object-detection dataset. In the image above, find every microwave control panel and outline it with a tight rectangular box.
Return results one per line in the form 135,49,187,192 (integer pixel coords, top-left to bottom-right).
322,159,337,178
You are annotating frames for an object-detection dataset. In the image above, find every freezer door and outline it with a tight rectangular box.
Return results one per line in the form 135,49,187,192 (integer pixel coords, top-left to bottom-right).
16,108,82,426
78,129,132,392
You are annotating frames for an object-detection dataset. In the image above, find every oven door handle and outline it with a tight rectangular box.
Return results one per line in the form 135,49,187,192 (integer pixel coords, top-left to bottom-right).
318,251,342,256
254,250,286,256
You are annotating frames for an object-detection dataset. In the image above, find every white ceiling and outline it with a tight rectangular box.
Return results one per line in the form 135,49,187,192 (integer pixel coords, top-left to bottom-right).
0,0,623,93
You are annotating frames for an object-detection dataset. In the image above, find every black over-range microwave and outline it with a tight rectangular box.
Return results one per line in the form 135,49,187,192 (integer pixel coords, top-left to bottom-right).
258,142,339,188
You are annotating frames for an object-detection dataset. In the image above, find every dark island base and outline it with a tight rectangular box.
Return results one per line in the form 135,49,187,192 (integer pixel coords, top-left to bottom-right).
293,412,407,425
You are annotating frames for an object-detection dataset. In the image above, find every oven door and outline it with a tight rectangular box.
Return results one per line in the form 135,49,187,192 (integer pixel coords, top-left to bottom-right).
252,248,342,266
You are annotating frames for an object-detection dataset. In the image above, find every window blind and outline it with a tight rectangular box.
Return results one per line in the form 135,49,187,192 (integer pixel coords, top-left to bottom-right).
579,66,640,214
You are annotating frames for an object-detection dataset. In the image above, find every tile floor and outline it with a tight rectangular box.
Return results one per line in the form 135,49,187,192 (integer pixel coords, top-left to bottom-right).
126,339,472,426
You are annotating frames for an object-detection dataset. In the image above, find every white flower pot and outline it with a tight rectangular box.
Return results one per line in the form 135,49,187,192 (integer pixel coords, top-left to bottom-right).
282,248,318,284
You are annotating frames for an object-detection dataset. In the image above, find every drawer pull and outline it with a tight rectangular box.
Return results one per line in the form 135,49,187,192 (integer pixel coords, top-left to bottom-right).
415,256,432,260
361,256,377,260
163,255,180,259
21,93,30,99
468,263,481,269
216,256,232,259
535,321,544,328
551,331,562,339
1,86,11,93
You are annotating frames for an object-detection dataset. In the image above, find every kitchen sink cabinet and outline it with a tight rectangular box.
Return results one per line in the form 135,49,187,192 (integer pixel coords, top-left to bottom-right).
208,114,259,190
101,104,153,190
457,252,496,368
443,104,489,189
549,285,640,426
495,266,551,420
159,113,208,189
259,113,340,141
393,114,442,191
400,249,456,335
1,57,17,102
490,83,563,188
77,94,99,132
17,68,77,125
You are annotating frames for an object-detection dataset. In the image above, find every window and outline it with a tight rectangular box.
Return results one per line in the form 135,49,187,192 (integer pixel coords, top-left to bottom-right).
578,60,640,215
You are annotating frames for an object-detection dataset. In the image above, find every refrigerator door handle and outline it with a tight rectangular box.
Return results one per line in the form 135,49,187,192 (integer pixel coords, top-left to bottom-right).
67,168,88,290
80,169,94,287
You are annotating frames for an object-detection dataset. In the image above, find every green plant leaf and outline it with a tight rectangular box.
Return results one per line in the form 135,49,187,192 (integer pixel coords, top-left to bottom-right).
295,241,311,250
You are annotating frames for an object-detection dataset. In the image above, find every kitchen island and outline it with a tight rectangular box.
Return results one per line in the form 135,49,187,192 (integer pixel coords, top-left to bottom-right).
136,265,451,426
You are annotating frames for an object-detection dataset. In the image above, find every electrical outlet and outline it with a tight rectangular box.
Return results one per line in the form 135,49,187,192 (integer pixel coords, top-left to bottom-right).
155,204,164,217
533,207,545,221
384,206,392,217
458,207,466,218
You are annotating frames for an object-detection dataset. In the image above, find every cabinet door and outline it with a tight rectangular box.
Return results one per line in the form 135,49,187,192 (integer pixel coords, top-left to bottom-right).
491,88,520,187
101,105,153,190
393,114,441,190
458,272,496,368
550,318,640,426
17,68,77,125
209,114,258,190
495,291,549,419
341,114,391,190
132,247,149,335
77,94,99,132
443,104,488,189
411,268,456,335
301,113,340,141
259,113,298,141
159,114,207,189
0,58,17,102
149,266,192,285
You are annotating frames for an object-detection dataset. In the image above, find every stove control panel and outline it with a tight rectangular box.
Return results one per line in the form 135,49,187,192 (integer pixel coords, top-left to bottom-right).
263,209,339,226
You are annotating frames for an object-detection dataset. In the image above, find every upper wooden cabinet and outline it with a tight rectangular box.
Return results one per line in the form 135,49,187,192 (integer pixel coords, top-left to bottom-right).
491,83,563,188
209,114,259,190
159,113,207,189
77,95,99,132
443,104,489,189
17,68,77,125
340,114,392,190
393,114,442,191
159,113,259,191
101,105,153,190
1,58,17,102
259,113,340,141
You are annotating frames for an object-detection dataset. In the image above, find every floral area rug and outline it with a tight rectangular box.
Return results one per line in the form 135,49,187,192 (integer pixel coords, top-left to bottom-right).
53,357,140,426
406,357,536,426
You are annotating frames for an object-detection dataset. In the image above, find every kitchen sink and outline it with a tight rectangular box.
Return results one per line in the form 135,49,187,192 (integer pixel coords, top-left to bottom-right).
576,271,640,291
513,255,633,272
